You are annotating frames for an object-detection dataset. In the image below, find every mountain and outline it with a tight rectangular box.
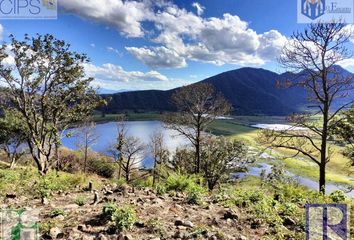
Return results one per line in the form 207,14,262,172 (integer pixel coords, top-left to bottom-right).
100,67,354,115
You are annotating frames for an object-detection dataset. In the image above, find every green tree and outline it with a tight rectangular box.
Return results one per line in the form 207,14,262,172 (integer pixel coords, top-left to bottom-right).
164,83,231,174
201,136,250,190
333,106,354,165
0,109,28,168
0,34,102,175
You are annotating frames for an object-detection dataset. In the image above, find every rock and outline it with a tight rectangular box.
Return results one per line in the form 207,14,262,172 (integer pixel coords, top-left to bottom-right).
174,219,184,226
77,225,86,231
236,235,247,240
49,227,64,239
174,219,193,228
223,209,238,220
41,197,49,205
283,217,296,226
88,181,93,191
173,231,184,239
209,236,218,240
134,221,145,228
96,233,108,240
54,215,65,221
182,220,194,228
92,191,100,205
117,233,133,240
6,193,16,199
105,190,114,195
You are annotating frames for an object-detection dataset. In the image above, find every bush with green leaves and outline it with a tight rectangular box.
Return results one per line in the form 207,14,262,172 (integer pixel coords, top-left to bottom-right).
111,205,137,231
329,190,346,202
154,183,166,196
102,203,137,231
186,184,206,205
88,158,116,178
74,196,86,206
102,202,119,219
165,172,203,192
50,208,65,218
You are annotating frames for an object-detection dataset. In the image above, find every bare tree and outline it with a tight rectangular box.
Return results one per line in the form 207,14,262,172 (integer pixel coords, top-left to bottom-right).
119,136,145,183
164,83,231,174
76,119,98,173
149,131,169,186
113,115,128,179
261,22,353,194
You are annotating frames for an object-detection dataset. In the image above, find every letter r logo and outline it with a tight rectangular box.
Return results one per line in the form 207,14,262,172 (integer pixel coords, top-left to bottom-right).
306,204,349,240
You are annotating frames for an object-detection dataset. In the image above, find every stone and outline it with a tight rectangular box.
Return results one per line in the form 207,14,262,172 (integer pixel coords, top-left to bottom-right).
49,227,64,239
283,217,296,226
6,193,16,199
223,209,238,220
182,220,194,228
77,225,86,231
117,233,133,240
96,233,108,240
41,197,49,205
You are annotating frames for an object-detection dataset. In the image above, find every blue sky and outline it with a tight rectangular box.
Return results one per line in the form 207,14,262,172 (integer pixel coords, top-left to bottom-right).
0,0,353,91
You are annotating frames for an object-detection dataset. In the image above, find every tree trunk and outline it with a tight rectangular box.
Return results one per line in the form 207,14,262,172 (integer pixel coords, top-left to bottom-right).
10,156,16,169
84,145,88,174
152,158,157,187
319,102,329,194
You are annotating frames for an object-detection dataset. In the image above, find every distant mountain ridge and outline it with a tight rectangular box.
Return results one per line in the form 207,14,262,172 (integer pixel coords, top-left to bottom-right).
100,67,354,115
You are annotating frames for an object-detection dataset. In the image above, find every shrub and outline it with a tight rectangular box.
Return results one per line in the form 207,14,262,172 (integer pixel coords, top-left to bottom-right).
329,190,346,202
165,172,202,192
50,208,65,218
186,184,205,205
102,202,119,219
74,196,86,206
88,158,116,178
154,184,166,196
146,218,166,236
111,205,137,231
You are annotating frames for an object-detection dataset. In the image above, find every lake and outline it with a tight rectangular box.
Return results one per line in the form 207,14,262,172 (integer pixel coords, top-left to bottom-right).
62,120,353,196
62,121,189,167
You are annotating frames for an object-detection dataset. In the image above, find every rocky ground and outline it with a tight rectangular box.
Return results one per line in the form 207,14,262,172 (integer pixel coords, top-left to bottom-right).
1,182,268,240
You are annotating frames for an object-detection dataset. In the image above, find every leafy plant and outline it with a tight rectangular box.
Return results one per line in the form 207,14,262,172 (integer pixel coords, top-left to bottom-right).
111,205,137,231
329,190,346,203
50,208,65,218
74,196,86,206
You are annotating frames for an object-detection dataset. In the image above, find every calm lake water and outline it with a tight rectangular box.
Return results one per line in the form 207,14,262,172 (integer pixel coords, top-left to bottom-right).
62,121,353,197
62,121,189,168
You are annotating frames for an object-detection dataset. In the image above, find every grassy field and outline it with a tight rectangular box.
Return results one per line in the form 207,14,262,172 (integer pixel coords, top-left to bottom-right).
209,118,353,186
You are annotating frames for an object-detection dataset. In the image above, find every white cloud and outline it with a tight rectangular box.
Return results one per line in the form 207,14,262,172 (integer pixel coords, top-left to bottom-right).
106,46,123,57
90,43,95,48
60,0,155,37
84,63,169,83
338,58,354,68
126,46,187,68
62,0,288,68
192,2,205,16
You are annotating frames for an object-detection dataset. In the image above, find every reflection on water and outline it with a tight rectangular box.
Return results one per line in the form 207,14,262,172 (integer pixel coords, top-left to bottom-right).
62,121,189,168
